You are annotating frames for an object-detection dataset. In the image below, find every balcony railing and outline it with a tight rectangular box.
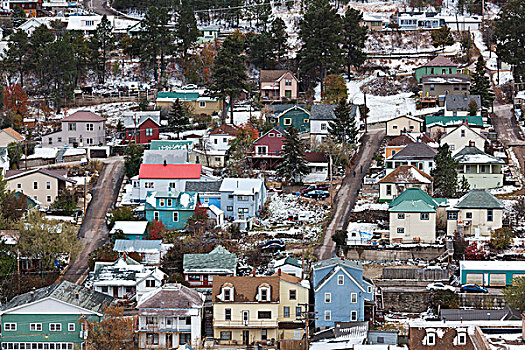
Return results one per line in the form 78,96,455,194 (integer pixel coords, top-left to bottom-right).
213,320,278,328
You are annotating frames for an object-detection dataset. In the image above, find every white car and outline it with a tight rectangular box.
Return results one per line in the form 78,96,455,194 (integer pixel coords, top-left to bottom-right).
426,282,455,292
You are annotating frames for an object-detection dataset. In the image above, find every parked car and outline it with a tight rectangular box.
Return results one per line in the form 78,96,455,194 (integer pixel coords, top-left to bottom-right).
426,282,455,292
301,184,329,194
260,239,285,252
460,284,488,293
303,190,330,199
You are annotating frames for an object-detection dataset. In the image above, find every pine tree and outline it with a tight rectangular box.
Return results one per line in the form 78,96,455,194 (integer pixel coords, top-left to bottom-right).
329,100,358,145
168,99,191,139
468,99,478,116
5,30,29,87
28,25,54,86
257,0,272,29
247,31,274,69
124,143,144,179
277,126,310,183
431,144,459,198
494,0,525,83
270,17,289,65
342,8,368,76
431,26,454,51
91,15,114,84
44,38,78,111
11,6,26,28
470,56,494,108
298,0,343,91
211,33,247,123
323,74,348,104
176,0,199,58
457,175,470,197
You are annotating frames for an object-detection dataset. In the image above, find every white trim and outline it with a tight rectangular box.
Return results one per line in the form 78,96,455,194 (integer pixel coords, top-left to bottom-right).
0,297,103,316
314,266,366,293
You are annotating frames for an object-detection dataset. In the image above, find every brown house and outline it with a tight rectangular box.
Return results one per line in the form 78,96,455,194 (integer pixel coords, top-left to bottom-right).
409,325,475,350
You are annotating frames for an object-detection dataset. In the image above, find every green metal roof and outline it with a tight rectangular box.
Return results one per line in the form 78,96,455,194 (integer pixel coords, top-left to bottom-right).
150,140,194,151
425,115,483,127
454,189,504,209
389,200,437,213
183,245,237,273
157,91,200,101
389,188,439,209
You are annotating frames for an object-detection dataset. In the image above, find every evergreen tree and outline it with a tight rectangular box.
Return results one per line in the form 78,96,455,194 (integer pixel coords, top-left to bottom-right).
494,0,525,83
211,33,247,123
341,8,368,76
43,38,77,111
329,100,358,145
257,0,272,29
5,30,29,87
270,17,288,65
470,56,494,108
67,31,92,86
91,15,114,84
247,31,274,69
28,25,54,86
431,144,459,198
431,26,454,51
168,99,191,139
457,175,471,197
124,143,144,179
176,0,199,58
468,99,478,116
11,6,26,28
277,126,310,183
298,0,343,91
323,74,348,104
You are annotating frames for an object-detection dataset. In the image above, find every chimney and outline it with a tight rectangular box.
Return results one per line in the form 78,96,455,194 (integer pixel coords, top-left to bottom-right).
469,141,475,147
163,160,167,167
123,252,127,260
252,269,256,277
278,268,282,276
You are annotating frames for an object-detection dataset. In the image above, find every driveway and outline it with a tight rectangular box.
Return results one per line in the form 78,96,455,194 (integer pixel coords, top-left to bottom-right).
316,129,385,260
62,157,125,284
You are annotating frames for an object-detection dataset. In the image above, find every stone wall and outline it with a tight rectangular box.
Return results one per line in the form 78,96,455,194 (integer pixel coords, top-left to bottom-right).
383,290,432,313
345,246,446,262
457,293,506,309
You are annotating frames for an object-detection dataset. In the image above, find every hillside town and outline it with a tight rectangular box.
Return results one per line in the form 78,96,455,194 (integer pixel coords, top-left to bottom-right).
0,0,524,349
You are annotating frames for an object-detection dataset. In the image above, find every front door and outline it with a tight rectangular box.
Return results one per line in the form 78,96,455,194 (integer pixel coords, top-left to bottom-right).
166,334,173,348
203,274,208,286
242,330,250,345
113,286,119,297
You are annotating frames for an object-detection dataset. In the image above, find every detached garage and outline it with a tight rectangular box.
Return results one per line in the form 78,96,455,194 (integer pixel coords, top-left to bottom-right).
460,260,525,287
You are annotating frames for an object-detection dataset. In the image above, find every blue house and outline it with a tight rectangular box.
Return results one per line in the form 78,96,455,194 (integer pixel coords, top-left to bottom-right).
219,178,267,221
269,105,310,133
185,180,222,208
313,258,375,328
145,191,199,230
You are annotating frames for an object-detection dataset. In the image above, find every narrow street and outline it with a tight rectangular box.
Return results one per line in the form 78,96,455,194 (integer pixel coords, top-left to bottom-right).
491,104,525,171
85,0,115,16
316,129,385,260
62,158,125,284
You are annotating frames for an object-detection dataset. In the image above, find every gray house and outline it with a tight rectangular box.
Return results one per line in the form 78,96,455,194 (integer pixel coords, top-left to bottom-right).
421,74,470,97
445,94,482,117
45,111,106,147
219,178,267,221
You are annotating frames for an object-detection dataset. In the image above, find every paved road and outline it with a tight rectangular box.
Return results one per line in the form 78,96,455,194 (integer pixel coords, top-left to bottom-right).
317,129,385,260
62,158,125,284
85,0,114,15
491,104,525,171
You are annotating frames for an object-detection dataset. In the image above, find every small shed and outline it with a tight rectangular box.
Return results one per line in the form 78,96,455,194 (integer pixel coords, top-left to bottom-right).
459,260,525,287
110,221,149,240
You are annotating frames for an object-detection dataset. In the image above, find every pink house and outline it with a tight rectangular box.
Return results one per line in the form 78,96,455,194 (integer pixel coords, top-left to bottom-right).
260,70,299,101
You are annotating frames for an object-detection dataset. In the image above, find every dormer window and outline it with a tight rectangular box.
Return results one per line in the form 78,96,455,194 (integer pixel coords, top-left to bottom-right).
455,328,467,346
425,330,436,346
223,287,233,301
257,284,271,302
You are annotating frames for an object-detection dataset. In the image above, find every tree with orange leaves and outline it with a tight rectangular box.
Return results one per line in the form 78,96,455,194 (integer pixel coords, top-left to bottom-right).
225,123,259,177
3,84,28,117
83,306,136,350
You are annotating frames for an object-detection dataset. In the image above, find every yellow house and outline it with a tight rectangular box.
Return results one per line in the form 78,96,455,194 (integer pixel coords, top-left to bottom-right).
386,115,423,137
274,272,309,344
156,91,223,116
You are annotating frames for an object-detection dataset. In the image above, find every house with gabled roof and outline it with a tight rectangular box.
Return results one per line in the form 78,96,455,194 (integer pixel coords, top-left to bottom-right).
113,239,172,265
0,127,24,148
446,189,504,239
386,115,423,137
445,94,482,117
425,114,484,139
269,105,310,133
454,146,504,189
310,104,335,143
414,55,458,82
122,111,161,144
378,165,433,202
136,283,205,349
183,246,237,288
439,123,488,154
260,70,299,101
144,191,199,230
0,281,113,350
155,91,222,116
312,258,374,328
110,221,149,240
421,74,470,97
271,257,303,277
220,178,267,220
385,134,415,159
385,142,437,175
45,111,106,147
194,124,239,168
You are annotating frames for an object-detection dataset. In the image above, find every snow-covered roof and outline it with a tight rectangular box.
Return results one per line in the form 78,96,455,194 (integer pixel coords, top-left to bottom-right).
378,165,432,184
515,91,525,100
110,221,149,236
63,148,87,157
459,260,525,271
453,146,504,164
113,239,162,253
22,147,58,159
220,178,264,194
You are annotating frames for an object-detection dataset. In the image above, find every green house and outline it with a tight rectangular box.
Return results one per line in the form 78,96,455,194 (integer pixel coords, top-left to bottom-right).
270,105,310,133
0,281,113,349
414,55,458,82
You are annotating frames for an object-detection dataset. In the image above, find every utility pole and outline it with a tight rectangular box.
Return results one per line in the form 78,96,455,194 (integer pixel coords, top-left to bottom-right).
298,303,310,350
24,138,27,170
363,93,368,133
328,154,334,205
83,172,87,216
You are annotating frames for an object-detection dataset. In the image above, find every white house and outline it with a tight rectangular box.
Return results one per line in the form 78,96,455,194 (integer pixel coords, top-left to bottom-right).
454,146,504,189
440,124,488,154
113,239,173,266
386,115,423,137
0,147,9,175
385,142,437,175
446,189,504,239
378,165,433,202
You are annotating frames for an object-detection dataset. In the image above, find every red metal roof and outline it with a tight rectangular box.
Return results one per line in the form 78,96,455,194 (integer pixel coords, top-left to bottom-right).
138,164,202,179
62,111,106,122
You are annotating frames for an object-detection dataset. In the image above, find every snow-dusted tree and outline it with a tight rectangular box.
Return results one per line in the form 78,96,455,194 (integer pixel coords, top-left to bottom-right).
277,126,310,183
329,99,358,145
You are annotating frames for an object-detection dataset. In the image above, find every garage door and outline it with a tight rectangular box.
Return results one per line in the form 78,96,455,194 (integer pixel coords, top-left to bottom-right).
489,273,506,287
466,273,483,285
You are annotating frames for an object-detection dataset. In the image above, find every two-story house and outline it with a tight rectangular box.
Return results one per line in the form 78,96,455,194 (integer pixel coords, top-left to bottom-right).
446,189,503,239
0,127,24,148
0,281,113,350
155,91,223,116
414,55,458,82
45,111,106,147
212,276,280,346
194,124,238,168
122,112,161,144
425,114,484,140
136,284,204,349
269,105,310,133
309,104,339,144
113,239,173,266
454,146,504,189
378,165,433,202
219,178,267,220
275,271,310,343
183,246,237,288
386,115,423,137
5,168,75,207
259,70,299,101
144,191,199,230
249,127,286,170
312,258,375,329
421,74,470,97
439,123,488,154
385,142,437,175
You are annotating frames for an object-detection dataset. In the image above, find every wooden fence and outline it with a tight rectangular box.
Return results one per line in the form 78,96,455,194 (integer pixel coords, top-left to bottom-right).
382,268,449,281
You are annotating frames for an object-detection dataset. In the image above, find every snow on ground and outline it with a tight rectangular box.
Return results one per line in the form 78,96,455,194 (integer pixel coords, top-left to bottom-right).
264,193,329,226
231,109,261,126
59,102,139,126
501,199,517,212
347,222,378,234
489,185,519,195
353,198,389,212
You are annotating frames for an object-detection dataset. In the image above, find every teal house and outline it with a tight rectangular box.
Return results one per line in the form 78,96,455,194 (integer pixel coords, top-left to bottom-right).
0,281,113,349
145,191,199,230
460,260,525,287
270,105,310,133
414,55,458,82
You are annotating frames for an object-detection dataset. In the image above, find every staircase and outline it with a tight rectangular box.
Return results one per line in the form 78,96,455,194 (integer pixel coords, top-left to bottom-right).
56,148,67,163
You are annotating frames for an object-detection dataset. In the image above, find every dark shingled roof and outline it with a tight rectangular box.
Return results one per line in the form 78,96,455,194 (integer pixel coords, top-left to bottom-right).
0,281,113,315
389,142,437,160
387,135,415,146
423,55,457,67
62,111,106,122
137,284,203,310
440,306,522,321
185,180,222,192
310,104,337,120
454,189,504,209
210,124,238,136
445,94,481,112
259,70,293,82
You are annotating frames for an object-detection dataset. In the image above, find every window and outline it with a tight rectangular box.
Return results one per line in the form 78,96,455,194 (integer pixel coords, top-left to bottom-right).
430,84,435,91
447,211,458,220
223,288,232,301
285,79,292,86
17,184,21,189
146,333,159,345
260,288,268,301
261,329,268,341
33,182,38,190
145,279,156,288
350,293,358,303
487,209,493,222
397,213,405,219
185,317,191,325
450,145,455,150
85,20,94,26
296,306,302,317
289,290,296,300
420,213,430,220
338,275,344,285
173,212,179,222
153,211,159,221
426,333,436,346
325,292,331,303
283,306,290,317
49,324,61,331
283,118,292,126
392,125,398,130
167,199,173,206
30,323,42,331
220,331,232,340
145,128,153,136
169,182,176,189
321,123,327,130
86,138,94,145
377,336,385,344
180,333,191,344
46,182,51,190
86,123,94,131
214,139,218,144
199,101,206,108
466,212,472,219
256,146,268,155
397,227,404,234
159,199,165,207
49,138,53,144
460,130,466,137
454,85,459,91
324,310,331,321
145,182,154,188
101,286,108,293
351,311,357,321
69,123,76,131
4,323,16,331
457,332,467,345
258,311,271,319
386,185,392,196
46,196,52,202
238,195,250,201
226,206,233,211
